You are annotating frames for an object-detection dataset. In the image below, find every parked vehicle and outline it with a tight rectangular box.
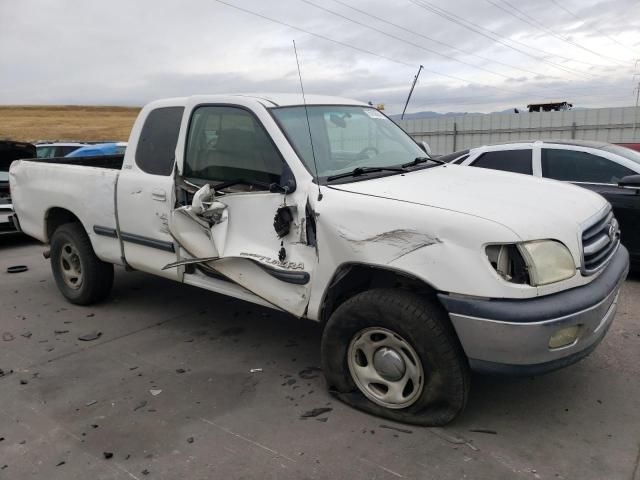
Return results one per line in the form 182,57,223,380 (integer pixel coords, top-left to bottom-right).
65,142,126,157
10,95,629,425
36,142,86,158
615,143,640,153
1,140,36,234
441,140,640,269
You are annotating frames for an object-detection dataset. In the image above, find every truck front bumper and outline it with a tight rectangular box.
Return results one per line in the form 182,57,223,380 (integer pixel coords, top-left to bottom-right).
437,245,629,376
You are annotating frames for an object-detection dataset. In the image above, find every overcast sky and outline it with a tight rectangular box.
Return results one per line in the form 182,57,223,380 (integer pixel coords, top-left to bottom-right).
1,0,638,114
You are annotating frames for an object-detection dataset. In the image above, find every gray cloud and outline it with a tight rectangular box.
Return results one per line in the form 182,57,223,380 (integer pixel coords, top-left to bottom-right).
0,0,637,114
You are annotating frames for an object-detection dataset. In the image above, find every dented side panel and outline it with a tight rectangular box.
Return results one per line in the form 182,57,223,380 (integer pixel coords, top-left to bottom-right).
168,189,316,317
304,188,528,321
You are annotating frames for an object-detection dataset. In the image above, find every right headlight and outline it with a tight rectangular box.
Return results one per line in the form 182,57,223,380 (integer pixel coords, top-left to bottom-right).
486,240,576,286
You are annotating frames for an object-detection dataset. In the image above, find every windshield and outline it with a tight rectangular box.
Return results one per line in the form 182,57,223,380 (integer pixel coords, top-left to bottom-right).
600,144,640,166
271,106,426,181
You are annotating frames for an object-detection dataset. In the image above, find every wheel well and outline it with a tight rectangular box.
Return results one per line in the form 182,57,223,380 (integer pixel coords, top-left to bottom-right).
320,264,438,324
46,208,82,241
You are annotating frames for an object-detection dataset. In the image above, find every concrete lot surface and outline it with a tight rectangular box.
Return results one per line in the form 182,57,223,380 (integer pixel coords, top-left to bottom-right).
1,235,639,479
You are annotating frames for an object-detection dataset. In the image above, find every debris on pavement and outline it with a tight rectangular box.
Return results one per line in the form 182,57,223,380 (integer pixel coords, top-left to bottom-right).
20,332,32,338
469,428,498,435
85,400,97,407
315,417,328,422
6,265,28,274
54,330,69,335
19,379,28,385
380,424,413,434
300,407,333,418
56,461,65,467
0,369,14,378
187,437,194,444
430,427,479,451
78,331,102,341
150,389,162,396
249,368,263,373
2,333,14,342
176,368,186,374
299,367,322,379
133,401,147,411
142,469,150,475
103,452,113,459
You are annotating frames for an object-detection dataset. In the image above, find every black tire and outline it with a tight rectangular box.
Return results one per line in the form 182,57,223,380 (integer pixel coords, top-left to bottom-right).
50,222,114,305
321,288,469,426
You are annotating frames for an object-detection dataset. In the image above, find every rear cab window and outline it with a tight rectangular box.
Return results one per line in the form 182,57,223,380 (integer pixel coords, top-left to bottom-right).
136,107,185,175
471,149,533,175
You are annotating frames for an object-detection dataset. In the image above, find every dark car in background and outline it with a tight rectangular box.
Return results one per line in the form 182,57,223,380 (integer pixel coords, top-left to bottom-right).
1,140,36,234
444,140,640,269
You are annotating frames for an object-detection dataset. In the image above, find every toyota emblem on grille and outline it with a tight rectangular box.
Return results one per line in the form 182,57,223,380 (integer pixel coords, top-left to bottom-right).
608,219,618,240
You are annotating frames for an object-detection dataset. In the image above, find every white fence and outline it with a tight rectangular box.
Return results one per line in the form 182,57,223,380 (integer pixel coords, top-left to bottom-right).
397,106,640,155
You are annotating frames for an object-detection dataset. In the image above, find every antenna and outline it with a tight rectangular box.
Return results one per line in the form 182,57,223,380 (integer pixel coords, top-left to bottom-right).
293,40,323,201
401,65,423,120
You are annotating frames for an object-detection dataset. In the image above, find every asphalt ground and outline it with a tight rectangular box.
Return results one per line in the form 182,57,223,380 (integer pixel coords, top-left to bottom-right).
1,234,639,479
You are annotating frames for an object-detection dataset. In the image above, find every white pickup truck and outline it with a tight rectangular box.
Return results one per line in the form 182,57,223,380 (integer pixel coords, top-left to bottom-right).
10,94,629,425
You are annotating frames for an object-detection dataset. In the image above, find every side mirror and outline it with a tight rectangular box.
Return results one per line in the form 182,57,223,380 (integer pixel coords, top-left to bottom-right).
618,175,640,189
421,141,432,157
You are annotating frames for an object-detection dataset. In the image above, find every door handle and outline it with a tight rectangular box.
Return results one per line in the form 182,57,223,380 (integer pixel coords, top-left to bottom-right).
151,189,166,201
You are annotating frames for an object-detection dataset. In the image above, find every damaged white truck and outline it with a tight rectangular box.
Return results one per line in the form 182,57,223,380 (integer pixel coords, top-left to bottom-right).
10,94,629,425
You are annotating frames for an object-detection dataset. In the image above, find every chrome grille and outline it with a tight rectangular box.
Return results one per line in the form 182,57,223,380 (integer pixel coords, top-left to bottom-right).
581,209,620,275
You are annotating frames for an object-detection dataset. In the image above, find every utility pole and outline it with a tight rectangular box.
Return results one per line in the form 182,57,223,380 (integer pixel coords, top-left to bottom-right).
401,65,423,120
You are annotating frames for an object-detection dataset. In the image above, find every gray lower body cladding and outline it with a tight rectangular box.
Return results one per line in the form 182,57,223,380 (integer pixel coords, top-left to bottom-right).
438,246,629,375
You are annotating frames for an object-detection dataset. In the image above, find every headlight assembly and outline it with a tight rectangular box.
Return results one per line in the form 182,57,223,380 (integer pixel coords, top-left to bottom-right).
486,240,576,287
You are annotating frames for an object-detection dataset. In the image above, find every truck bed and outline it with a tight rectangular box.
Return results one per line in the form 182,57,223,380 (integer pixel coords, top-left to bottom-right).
10,159,123,263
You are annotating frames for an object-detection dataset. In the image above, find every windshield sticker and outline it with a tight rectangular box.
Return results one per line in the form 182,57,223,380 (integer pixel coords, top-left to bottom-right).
363,109,386,119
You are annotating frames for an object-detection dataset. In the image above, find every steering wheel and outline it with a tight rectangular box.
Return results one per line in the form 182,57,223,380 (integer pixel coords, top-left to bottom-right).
359,146,379,158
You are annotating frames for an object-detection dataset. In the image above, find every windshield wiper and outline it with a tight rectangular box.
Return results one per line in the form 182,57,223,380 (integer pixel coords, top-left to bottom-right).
402,156,445,168
327,166,407,182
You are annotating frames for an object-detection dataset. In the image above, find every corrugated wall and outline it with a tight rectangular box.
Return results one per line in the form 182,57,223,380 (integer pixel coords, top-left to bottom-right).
397,106,640,155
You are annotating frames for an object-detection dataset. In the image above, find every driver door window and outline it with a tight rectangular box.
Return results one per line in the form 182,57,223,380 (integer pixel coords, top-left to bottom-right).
184,106,284,191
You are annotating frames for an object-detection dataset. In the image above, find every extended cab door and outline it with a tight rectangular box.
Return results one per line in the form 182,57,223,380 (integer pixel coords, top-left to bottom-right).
115,104,184,279
168,102,316,316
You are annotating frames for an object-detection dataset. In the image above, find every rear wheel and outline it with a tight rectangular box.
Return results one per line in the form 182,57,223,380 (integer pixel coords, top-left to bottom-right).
321,288,469,426
50,223,114,305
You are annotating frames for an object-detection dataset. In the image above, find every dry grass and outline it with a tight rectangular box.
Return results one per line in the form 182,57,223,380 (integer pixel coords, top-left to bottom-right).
0,105,141,143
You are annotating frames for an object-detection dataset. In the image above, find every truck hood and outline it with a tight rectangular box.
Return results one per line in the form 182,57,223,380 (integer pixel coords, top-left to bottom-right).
329,164,608,240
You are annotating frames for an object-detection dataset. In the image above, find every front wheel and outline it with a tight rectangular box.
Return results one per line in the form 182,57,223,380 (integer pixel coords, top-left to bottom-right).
321,289,469,426
50,223,114,305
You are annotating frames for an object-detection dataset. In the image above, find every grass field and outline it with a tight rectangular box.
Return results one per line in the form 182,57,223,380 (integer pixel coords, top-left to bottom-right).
0,105,141,143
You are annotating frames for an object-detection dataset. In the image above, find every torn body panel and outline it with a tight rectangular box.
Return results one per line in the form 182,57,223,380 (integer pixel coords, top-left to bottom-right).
167,185,316,317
